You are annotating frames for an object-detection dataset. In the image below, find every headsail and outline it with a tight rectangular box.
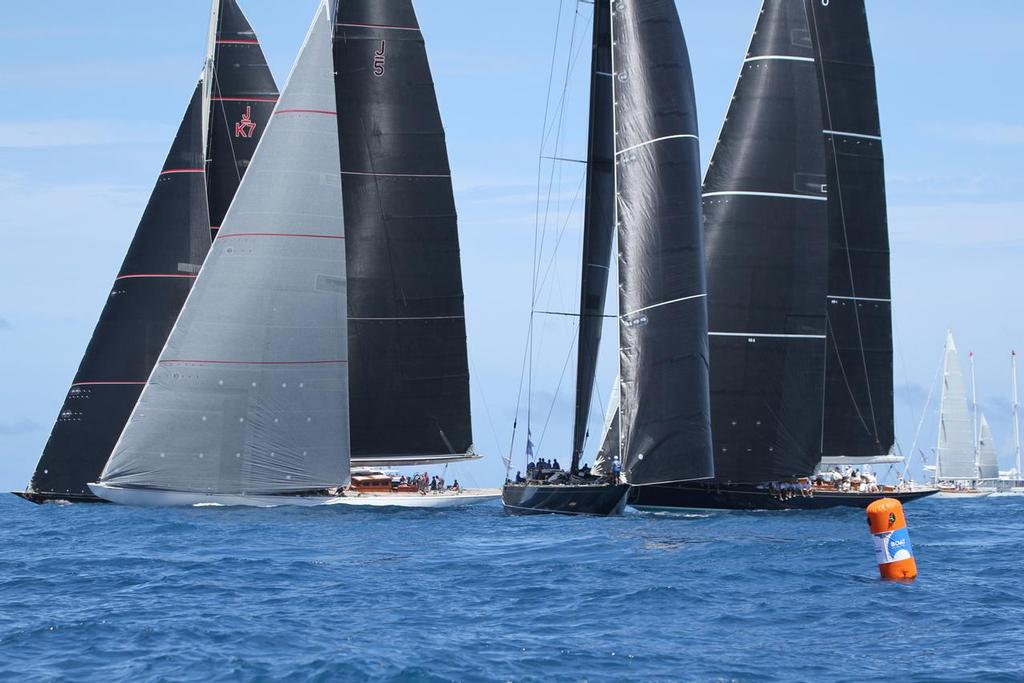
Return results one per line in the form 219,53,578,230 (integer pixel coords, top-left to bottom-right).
806,0,895,459
97,3,349,495
571,0,615,472
977,414,999,480
612,0,713,486
26,84,211,501
333,0,474,466
936,331,975,480
703,0,829,483
205,0,279,239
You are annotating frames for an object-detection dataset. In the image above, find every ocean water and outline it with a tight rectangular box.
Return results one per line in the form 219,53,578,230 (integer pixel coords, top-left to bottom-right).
1,494,1022,682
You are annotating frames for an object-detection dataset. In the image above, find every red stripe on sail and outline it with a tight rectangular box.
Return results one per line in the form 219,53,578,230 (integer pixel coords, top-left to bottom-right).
217,232,344,240
72,382,146,387
274,109,337,116
160,359,346,366
116,274,198,281
211,97,279,103
161,168,204,175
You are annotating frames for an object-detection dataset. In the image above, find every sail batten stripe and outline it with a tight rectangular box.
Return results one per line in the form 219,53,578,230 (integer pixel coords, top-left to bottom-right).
703,191,827,202
744,55,815,63
159,359,347,366
617,134,698,156
217,39,259,45
116,274,198,281
275,109,337,116
623,294,707,319
828,295,891,303
211,97,279,103
217,232,344,240
71,382,146,387
337,22,420,32
709,332,826,339
341,170,451,179
823,129,882,141
349,316,466,321
161,168,205,175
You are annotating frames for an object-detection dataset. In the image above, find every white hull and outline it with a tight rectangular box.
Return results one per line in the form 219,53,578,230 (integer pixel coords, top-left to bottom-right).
934,490,991,499
89,483,500,509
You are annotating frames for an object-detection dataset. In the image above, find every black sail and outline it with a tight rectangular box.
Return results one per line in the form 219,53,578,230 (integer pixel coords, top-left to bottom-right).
613,0,713,485
570,0,615,471
702,0,829,483
25,85,211,501
206,0,279,239
805,0,894,458
333,1,473,463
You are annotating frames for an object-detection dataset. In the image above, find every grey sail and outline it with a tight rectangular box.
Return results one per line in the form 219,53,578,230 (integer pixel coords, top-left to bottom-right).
333,0,474,466
977,414,999,480
806,0,895,459
613,0,713,486
571,0,615,471
702,0,829,483
98,3,349,494
591,379,619,477
936,331,975,481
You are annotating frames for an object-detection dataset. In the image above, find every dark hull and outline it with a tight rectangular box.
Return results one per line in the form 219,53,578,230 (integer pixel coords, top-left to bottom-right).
11,490,106,505
502,483,630,517
628,482,938,512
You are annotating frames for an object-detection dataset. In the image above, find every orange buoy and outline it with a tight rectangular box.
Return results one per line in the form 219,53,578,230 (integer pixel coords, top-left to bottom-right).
866,498,917,581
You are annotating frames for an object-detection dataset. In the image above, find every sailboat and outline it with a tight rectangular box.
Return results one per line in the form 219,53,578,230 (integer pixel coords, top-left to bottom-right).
14,0,277,504
88,0,498,508
628,0,936,512
502,0,714,515
931,332,989,496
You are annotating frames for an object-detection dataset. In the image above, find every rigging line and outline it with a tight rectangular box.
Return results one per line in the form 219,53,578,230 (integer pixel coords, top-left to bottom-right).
825,314,874,438
536,321,581,458
903,353,943,481
467,349,505,477
535,174,587,298
536,310,616,319
808,5,881,439
542,155,587,164
210,61,245,186
528,0,567,440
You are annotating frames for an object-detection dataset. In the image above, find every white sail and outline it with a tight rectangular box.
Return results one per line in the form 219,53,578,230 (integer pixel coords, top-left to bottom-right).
97,3,348,496
936,331,976,480
977,414,999,480
591,378,620,476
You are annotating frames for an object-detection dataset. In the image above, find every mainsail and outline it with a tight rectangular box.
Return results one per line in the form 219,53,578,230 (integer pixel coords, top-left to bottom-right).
97,3,349,495
333,0,474,465
612,0,713,486
936,331,976,480
570,0,615,471
25,85,211,501
977,414,999,480
807,0,895,459
204,0,279,239
703,0,829,482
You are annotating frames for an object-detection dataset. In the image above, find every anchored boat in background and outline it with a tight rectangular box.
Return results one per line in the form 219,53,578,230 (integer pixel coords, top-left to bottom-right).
14,0,277,504
503,0,713,515
628,0,937,513
89,0,497,508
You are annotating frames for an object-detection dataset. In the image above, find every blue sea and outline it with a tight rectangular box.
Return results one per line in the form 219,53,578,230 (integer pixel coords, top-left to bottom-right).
1,495,1022,682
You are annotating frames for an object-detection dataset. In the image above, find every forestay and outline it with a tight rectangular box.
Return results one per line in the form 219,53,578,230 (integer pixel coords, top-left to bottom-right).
99,3,349,494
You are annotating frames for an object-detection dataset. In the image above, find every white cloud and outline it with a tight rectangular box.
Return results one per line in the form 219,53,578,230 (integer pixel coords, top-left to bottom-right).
0,418,41,437
0,317,12,331
0,120,168,149
926,122,1024,145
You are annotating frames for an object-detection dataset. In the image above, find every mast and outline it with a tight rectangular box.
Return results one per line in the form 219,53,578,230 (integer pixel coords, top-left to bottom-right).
98,2,349,495
703,0,829,483
26,85,212,501
611,0,713,486
807,0,895,461
201,0,220,158
333,0,475,467
1014,351,1022,477
205,0,279,240
970,350,979,475
570,0,614,475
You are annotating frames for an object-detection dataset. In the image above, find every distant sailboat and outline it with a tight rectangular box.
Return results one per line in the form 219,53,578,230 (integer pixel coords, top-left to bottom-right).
503,0,713,515
89,0,497,508
14,0,277,504
628,0,936,512
977,415,999,480
932,331,988,496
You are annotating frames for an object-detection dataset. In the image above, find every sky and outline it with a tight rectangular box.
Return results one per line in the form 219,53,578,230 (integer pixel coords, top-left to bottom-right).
0,1,1022,491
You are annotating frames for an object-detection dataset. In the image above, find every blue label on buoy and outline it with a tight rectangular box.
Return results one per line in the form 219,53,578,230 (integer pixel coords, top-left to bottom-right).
872,527,914,564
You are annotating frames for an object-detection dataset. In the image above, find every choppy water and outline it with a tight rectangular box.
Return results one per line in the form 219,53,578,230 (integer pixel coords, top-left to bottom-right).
1,494,1022,682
